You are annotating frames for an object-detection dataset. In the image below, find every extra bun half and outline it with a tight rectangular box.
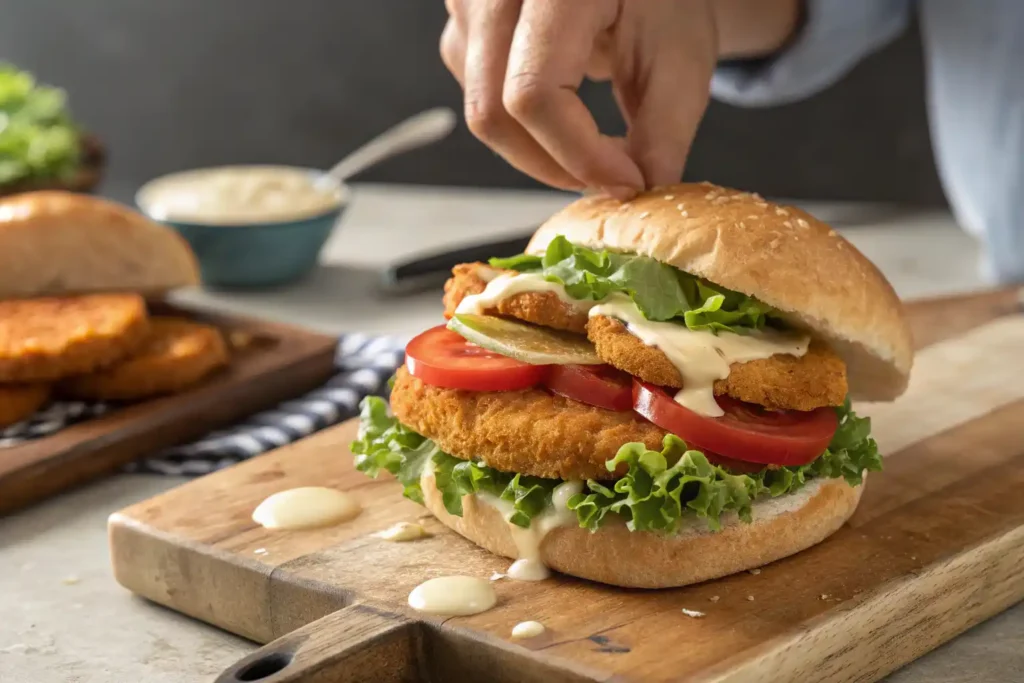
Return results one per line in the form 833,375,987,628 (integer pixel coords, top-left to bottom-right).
0,191,200,299
422,472,863,589
527,183,913,401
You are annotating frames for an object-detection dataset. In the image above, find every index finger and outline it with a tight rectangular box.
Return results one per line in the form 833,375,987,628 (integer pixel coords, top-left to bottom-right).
503,0,644,195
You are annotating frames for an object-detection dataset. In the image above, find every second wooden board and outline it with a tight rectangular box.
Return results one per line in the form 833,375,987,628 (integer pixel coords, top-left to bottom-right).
0,303,337,515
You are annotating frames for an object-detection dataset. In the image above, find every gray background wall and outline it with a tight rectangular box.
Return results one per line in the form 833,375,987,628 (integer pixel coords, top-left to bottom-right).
1,1,944,204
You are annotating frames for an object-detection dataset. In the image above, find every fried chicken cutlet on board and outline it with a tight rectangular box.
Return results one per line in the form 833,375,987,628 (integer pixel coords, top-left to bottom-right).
61,317,229,401
443,262,847,412
0,383,50,427
0,294,149,382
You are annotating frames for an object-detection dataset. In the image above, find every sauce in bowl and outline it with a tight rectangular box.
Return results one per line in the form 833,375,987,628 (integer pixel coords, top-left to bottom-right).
137,165,345,225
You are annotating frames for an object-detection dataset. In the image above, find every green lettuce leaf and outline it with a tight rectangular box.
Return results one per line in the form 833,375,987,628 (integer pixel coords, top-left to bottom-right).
350,397,881,533
489,235,776,333
0,63,81,185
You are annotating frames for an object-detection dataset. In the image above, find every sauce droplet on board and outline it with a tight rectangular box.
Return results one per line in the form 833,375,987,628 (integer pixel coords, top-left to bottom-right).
407,576,497,616
511,621,546,639
507,559,549,582
376,521,428,542
251,487,361,530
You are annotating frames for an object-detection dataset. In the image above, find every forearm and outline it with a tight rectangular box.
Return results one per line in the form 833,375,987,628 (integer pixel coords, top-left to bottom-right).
713,0,803,59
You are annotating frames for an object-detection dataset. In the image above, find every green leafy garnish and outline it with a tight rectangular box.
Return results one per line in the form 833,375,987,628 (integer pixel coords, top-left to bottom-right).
350,396,881,533
0,63,82,186
489,235,776,333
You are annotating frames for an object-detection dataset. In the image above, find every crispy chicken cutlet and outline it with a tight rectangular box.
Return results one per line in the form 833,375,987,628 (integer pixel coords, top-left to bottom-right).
587,316,847,411
390,366,665,480
444,262,587,333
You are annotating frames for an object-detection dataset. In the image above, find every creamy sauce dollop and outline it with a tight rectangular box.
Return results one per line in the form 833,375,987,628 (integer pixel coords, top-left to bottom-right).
139,165,344,224
511,621,546,639
407,576,497,616
375,521,429,542
251,487,361,530
589,294,809,417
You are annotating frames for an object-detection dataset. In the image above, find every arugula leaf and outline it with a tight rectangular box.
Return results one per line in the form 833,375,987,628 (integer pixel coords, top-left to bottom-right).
0,63,81,185
350,397,882,533
488,235,779,333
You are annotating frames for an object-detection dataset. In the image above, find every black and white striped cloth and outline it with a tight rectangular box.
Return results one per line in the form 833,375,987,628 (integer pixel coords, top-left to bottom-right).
0,334,406,476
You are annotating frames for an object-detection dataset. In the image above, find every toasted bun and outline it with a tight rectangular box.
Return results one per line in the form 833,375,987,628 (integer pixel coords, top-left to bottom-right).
0,191,200,299
423,472,863,589
527,183,913,401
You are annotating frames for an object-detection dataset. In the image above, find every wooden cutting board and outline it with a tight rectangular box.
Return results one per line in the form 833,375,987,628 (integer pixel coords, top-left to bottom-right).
0,303,337,516
109,288,1024,683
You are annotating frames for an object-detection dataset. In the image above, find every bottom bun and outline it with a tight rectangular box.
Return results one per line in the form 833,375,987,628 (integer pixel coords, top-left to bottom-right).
421,473,863,589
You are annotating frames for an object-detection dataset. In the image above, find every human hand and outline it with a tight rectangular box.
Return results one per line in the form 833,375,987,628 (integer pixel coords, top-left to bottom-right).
440,0,719,199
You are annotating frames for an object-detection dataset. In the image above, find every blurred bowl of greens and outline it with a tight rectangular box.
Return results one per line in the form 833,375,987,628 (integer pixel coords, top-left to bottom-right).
0,63,104,198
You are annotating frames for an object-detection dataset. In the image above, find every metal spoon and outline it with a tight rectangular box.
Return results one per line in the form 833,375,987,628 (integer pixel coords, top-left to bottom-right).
327,107,457,183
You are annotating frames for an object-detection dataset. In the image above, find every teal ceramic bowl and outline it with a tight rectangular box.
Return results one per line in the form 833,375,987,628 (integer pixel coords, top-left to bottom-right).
136,166,347,290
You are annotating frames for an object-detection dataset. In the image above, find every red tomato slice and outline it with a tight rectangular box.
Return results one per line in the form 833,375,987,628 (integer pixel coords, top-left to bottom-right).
632,381,838,466
405,325,549,391
544,364,634,411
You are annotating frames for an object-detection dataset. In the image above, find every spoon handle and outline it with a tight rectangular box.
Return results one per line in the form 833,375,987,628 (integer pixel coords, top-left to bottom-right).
327,107,457,182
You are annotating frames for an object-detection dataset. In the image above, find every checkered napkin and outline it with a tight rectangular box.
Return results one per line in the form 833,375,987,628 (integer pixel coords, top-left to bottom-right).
0,334,406,476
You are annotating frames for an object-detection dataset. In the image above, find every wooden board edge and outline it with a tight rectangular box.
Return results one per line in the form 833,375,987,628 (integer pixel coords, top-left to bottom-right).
697,523,1024,683
108,512,275,643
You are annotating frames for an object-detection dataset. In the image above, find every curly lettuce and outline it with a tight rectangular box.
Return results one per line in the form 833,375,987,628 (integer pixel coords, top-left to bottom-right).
488,235,777,333
0,63,82,185
350,396,880,533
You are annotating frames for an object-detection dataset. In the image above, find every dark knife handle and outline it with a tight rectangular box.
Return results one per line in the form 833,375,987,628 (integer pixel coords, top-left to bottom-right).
379,232,534,295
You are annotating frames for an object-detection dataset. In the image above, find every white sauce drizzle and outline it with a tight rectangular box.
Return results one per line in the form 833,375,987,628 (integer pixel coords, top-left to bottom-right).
589,294,809,417
511,621,546,639
478,480,583,582
407,576,497,616
375,521,428,542
251,487,361,530
455,272,592,316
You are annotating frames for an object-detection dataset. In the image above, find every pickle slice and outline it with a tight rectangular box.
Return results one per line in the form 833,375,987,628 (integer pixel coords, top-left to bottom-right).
447,314,601,366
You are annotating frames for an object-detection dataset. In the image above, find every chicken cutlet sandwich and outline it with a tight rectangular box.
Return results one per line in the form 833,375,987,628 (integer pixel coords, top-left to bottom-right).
352,182,913,589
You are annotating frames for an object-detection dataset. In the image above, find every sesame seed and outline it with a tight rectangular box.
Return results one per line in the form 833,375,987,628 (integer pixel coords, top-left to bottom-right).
664,194,675,200
819,594,830,601
746,595,755,602
705,192,717,200
709,595,720,602
775,208,789,216
676,203,686,210
755,202,768,209
797,218,809,228
639,211,650,219
828,229,837,237
752,193,763,200
783,220,793,228
748,568,761,575
700,180,714,187
680,211,688,217
747,215,758,220
739,222,746,229
713,197,729,205
682,608,706,618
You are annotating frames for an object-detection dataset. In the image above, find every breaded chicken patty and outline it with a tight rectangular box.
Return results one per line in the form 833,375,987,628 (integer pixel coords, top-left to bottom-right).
390,366,665,480
587,316,847,411
443,263,588,334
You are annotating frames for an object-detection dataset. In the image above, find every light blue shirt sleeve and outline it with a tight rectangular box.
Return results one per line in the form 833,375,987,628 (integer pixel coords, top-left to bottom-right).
711,0,1024,285
711,0,912,107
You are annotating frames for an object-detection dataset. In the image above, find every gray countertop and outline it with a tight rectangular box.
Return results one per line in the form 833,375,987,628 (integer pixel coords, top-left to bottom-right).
2,183,1020,683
